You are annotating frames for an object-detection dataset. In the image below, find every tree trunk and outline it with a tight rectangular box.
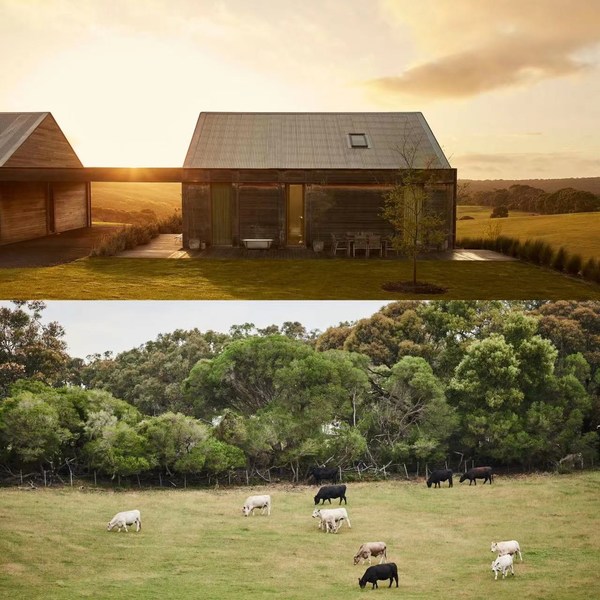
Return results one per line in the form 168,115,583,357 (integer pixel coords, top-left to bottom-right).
412,254,417,285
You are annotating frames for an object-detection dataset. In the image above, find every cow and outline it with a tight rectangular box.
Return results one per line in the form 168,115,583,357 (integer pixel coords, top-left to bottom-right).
308,466,339,485
426,469,453,488
107,509,141,533
558,453,584,470
491,540,523,562
312,507,351,531
459,466,493,485
353,542,388,565
314,484,347,505
358,563,399,589
491,554,514,580
242,495,271,516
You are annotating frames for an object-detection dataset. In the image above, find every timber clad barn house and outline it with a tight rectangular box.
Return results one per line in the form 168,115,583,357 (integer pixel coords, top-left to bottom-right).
0,113,90,245
182,112,456,250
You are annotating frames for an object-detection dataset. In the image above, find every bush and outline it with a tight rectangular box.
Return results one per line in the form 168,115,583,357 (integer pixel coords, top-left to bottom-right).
552,247,568,272
458,215,475,220
582,258,600,283
565,254,583,277
158,211,182,234
491,205,509,218
90,223,160,257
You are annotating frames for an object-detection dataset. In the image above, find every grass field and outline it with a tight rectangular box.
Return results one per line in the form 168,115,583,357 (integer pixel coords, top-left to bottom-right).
456,207,600,261
1,473,598,599
0,257,599,299
92,183,181,218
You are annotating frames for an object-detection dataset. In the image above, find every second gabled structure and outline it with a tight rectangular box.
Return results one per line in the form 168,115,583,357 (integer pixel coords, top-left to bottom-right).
182,112,456,250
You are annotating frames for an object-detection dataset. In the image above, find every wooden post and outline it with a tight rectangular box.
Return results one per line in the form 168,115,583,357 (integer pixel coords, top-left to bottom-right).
245,469,249,486
94,471,97,486
159,472,163,487
425,464,429,478
403,464,409,480
43,470,47,487
416,462,419,478
20,470,23,486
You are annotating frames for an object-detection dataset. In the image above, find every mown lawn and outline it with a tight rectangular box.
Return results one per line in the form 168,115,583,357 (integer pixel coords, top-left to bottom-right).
456,207,600,261
0,473,598,599
0,257,599,299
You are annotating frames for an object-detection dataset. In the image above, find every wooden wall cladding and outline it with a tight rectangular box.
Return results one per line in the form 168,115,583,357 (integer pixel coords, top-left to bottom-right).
53,183,88,232
238,185,282,241
182,183,211,247
0,182,47,244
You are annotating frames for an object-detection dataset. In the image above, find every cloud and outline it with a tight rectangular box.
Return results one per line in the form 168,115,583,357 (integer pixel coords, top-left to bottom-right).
454,151,600,179
366,0,600,99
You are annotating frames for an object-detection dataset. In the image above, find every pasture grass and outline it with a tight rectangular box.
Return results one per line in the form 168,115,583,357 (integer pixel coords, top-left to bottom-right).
0,258,599,299
456,208,600,261
0,473,598,599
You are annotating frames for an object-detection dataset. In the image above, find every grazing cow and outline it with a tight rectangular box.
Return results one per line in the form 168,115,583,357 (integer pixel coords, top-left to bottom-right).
491,540,523,562
314,484,347,505
309,466,339,485
459,466,493,485
427,469,453,488
353,542,388,565
312,507,351,531
558,453,584,470
242,495,271,516
358,563,399,589
491,554,514,580
107,509,141,533
320,512,345,534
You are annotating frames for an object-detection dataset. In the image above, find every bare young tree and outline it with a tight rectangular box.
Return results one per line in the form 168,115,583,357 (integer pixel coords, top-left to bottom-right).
382,126,448,290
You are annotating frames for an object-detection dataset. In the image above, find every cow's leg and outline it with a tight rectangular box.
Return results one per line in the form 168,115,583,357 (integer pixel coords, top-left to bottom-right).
494,570,498,580
345,516,351,528
510,563,514,576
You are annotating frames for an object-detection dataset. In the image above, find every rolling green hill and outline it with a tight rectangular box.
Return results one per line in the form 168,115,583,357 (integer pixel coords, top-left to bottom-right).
457,207,600,261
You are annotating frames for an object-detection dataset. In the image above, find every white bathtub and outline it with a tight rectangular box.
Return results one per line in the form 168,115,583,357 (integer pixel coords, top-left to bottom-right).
243,238,273,249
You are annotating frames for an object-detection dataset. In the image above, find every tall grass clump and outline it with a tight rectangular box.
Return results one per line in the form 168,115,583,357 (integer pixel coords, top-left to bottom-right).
565,253,583,277
157,210,182,233
552,247,568,272
90,223,160,257
582,257,600,284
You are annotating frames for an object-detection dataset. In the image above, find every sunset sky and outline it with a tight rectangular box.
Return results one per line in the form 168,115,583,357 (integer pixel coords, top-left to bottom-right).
1,0,599,179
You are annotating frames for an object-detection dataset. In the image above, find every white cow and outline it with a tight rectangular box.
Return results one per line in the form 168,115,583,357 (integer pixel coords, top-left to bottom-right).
107,509,141,532
312,507,351,531
491,540,523,561
353,542,388,565
242,495,271,516
491,553,514,580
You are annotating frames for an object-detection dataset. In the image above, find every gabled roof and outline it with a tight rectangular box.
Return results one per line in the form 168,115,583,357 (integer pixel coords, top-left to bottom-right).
0,112,48,166
184,112,451,170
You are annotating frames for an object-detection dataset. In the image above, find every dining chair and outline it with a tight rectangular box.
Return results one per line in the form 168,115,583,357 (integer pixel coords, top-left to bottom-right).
368,234,383,257
331,233,349,256
353,235,368,257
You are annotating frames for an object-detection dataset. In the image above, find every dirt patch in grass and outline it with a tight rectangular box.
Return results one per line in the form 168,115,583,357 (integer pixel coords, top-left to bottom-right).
382,280,448,294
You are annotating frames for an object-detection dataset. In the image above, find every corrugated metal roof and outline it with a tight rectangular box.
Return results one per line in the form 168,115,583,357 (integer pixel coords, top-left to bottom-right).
0,112,48,167
184,112,451,170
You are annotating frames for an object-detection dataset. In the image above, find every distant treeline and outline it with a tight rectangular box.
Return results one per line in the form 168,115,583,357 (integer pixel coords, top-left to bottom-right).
459,184,600,214
460,177,600,195
1,301,598,488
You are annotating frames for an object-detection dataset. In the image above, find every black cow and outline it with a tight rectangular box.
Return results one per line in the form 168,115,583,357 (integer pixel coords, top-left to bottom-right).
426,469,453,488
358,563,399,589
459,466,493,485
309,466,339,485
314,484,347,505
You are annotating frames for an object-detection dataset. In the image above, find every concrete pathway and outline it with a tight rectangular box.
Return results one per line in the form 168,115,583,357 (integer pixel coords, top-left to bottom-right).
116,234,191,258
115,236,516,261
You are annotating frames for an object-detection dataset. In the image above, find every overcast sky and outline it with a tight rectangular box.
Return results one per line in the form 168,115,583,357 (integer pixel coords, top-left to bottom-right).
18,300,390,358
1,0,599,179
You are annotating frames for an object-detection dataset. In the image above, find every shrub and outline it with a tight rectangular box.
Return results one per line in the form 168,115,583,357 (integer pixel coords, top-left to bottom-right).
90,223,160,257
552,247,568,272
459,215,474,220
158,211,183,234
491,205,509,218
582,258,600,283
565,253,583,277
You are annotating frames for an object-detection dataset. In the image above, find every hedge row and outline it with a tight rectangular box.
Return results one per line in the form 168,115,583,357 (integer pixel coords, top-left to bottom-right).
457,235,600,285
